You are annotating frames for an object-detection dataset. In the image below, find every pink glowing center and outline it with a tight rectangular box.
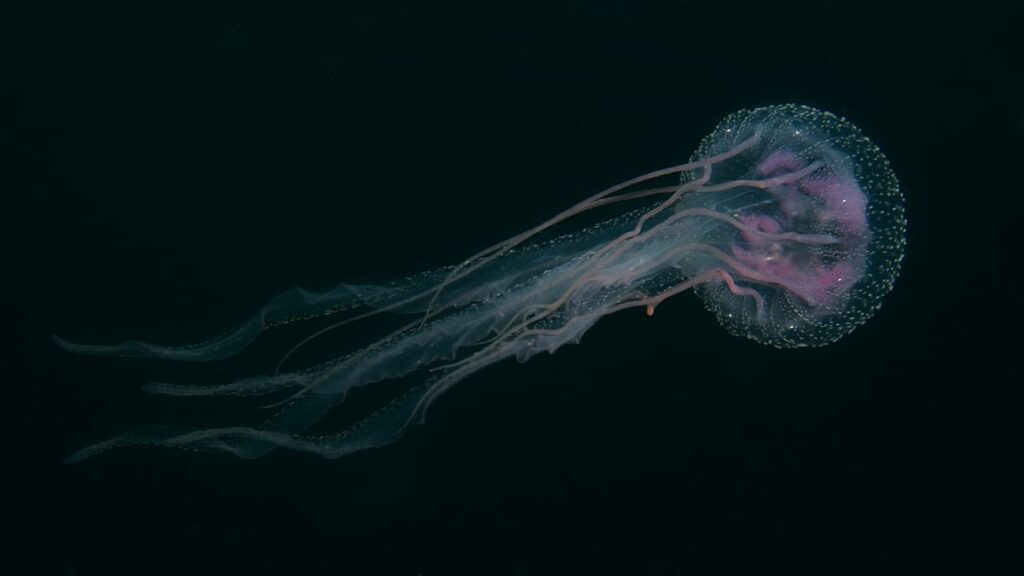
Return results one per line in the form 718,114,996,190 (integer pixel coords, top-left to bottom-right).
730,149,870,309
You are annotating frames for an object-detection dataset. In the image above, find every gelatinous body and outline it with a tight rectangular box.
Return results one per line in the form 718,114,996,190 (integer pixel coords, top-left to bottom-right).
57,104,906,461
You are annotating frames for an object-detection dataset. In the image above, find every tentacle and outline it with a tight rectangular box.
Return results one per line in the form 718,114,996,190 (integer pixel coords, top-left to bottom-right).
67,376,438,461
51,283,406,361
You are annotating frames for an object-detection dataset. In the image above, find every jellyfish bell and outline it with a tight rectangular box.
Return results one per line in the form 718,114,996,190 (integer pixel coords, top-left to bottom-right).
56,104,906,461
677,104,905,347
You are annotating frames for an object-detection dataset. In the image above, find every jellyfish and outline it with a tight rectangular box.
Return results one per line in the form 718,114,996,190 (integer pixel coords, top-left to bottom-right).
56,104,906,462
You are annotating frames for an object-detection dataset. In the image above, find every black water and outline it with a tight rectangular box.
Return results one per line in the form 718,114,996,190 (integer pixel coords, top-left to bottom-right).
8,1,1021,573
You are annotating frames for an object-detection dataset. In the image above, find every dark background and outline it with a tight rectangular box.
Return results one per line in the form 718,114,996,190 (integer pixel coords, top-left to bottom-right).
6,1,1021,574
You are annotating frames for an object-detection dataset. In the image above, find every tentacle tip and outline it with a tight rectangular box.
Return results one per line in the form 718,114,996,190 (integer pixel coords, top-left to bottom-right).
51,334,76,350
63,448,92,464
